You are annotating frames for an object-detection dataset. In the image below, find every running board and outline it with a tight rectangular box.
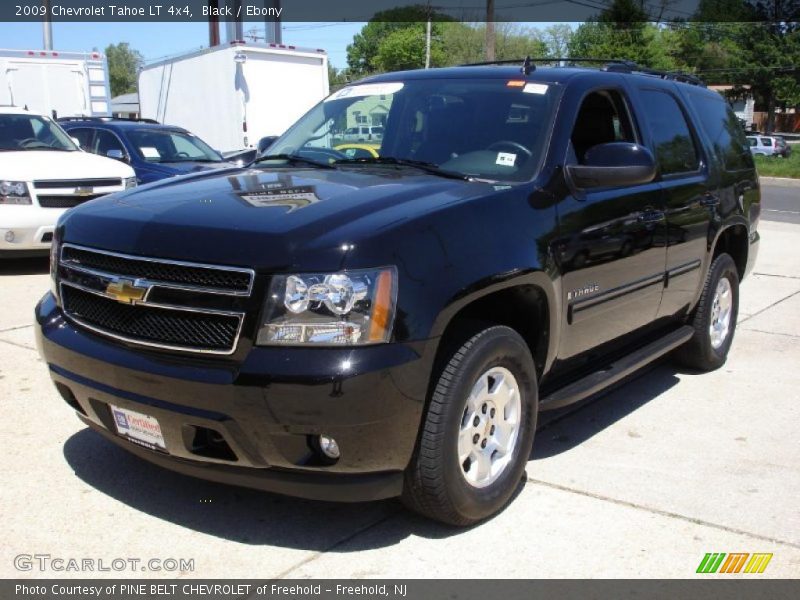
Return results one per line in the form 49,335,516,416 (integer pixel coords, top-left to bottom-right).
540,325,694,411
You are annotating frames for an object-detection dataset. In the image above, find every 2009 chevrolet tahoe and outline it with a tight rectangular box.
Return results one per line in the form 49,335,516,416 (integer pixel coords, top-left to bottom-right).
36,60,759,526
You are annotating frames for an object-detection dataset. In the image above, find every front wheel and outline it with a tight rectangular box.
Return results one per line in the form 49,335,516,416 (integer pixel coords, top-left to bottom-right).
402,325,538,526
674,253,739,371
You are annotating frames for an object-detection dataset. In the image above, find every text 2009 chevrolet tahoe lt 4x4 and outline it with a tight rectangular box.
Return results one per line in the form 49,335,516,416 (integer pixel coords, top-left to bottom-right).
36,62,759,525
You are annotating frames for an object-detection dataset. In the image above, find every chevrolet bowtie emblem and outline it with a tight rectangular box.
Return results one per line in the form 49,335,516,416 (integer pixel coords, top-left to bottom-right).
105,279,146,304
75,186,94,196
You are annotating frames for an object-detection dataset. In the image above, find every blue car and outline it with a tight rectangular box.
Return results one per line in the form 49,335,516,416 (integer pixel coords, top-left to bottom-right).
59,117,234,184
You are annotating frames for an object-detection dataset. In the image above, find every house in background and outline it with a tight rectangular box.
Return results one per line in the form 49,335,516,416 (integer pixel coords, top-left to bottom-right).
110,92,140,119
708,85,755,128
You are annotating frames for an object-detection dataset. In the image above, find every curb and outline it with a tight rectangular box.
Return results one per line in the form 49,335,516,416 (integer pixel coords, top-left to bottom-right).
760,176,800,187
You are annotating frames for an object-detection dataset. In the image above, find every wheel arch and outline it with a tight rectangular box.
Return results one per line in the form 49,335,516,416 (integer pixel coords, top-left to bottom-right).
711,222,749,281
429,271,559,383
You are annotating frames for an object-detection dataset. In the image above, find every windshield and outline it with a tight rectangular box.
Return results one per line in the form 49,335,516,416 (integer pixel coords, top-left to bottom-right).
269,78,559,182
0,114,79,151
125,128,221,163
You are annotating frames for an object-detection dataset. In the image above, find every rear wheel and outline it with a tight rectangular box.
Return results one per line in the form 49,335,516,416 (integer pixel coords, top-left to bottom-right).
674,253,739,371
402,325,537,526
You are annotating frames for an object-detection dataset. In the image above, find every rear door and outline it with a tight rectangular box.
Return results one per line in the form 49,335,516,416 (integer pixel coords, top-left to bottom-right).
631,85,717,319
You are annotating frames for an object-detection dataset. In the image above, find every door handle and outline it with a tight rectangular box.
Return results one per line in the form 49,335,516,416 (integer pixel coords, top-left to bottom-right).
637,210,664,224
700,194,720,207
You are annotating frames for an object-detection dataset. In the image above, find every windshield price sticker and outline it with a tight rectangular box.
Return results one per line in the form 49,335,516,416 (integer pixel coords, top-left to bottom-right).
523,83,549,95
496,152,517,167
140,147,160,159
326,82,405,102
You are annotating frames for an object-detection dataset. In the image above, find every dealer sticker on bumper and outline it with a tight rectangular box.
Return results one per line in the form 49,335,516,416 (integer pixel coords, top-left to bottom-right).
110,404,166,451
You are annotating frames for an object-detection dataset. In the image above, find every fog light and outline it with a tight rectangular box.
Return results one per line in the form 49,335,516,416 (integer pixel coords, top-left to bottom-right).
4,230,14,242
318,435,340,459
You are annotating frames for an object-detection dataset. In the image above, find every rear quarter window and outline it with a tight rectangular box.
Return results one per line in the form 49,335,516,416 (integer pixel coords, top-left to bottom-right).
687,91,753,172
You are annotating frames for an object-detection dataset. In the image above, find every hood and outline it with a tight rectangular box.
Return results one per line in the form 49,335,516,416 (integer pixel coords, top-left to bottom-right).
143,160,236,176
58,166,493,270
0,150,135,181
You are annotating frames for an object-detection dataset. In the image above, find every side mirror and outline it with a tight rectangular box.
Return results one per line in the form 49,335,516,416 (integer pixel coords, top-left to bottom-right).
257,135,279,154
106,149,127,162
567,142,656,189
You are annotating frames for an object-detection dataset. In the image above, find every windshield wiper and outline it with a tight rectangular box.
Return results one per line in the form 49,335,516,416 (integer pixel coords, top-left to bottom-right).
333,156,472,181
252,153,334,169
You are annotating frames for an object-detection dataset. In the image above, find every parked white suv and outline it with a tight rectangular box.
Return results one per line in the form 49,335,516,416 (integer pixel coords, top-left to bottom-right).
1,107,135,256
746,135,778,157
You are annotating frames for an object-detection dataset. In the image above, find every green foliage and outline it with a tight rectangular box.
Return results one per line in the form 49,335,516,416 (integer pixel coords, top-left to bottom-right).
105,42,143,97
346,5,454,76
753,151,800,178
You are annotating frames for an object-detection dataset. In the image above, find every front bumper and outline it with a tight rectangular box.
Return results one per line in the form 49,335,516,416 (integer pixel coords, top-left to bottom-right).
0,205,64,254
36,293,436,502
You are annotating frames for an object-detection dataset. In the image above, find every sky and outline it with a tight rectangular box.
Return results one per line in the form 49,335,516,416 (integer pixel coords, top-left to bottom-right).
0,21,371,68
0,21,563,69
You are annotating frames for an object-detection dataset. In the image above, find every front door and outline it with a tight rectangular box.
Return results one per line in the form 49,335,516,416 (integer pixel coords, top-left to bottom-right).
556,88,667,362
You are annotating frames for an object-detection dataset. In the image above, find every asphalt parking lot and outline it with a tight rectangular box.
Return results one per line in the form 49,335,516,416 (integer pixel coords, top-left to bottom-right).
1,192,798,579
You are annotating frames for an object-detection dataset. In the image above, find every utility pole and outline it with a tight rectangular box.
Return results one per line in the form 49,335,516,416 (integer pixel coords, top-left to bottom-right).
425,16,431,68
485,0,495,61
42,0,53,50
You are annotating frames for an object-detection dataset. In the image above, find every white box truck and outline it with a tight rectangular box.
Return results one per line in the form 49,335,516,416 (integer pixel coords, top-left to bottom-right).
0,48,112,118
138,43,329,153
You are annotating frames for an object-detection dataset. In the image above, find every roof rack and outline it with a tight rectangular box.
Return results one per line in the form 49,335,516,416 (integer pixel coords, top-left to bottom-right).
459,57,706,87
57,116,161,124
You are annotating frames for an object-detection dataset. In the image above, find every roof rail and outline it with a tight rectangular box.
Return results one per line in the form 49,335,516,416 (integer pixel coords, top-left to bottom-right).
57,116,162,124
459,57,706,87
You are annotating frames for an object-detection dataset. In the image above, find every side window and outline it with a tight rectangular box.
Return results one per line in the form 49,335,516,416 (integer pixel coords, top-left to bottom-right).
570,90,636,164
67,127,93,150
761,137,772,147
639,89,699,175
93,130,125,157
687,92,751,171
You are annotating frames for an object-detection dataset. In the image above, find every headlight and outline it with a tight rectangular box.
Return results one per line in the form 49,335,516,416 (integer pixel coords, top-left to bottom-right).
123,176,137,189
0,180,31,205
49,231,60,304
257,267,397,346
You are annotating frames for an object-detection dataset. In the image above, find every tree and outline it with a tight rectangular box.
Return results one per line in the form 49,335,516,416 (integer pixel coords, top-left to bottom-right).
671,0,800,132
375,25,447,72
105,43,143,97
346,5,453,76
566,0,683,69
543,24,573,58
438,22,548,66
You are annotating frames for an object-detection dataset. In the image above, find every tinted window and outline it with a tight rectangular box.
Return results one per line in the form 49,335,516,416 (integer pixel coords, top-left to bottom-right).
640,89,699,175
125,129,221,163
67,127,94,150
271,78,559,182
93,129,125,157
0,114,78,151
687,92,752,171
570,89,637,164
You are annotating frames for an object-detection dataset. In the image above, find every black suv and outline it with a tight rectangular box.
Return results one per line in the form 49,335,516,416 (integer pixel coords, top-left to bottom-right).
36,62,760,525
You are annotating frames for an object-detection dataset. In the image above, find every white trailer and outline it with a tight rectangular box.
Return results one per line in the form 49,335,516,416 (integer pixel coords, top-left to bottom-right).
138,43,329,153
0,48,111,118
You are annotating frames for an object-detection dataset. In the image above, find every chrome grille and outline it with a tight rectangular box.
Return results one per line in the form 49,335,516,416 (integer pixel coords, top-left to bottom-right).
62,286,241,352
34,178,122,189
38,194,106,208
58,244,254,355
62,245,253,294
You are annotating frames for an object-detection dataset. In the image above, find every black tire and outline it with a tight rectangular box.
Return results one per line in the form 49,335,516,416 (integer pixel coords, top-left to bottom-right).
674,253,739,371
402,325,538,526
